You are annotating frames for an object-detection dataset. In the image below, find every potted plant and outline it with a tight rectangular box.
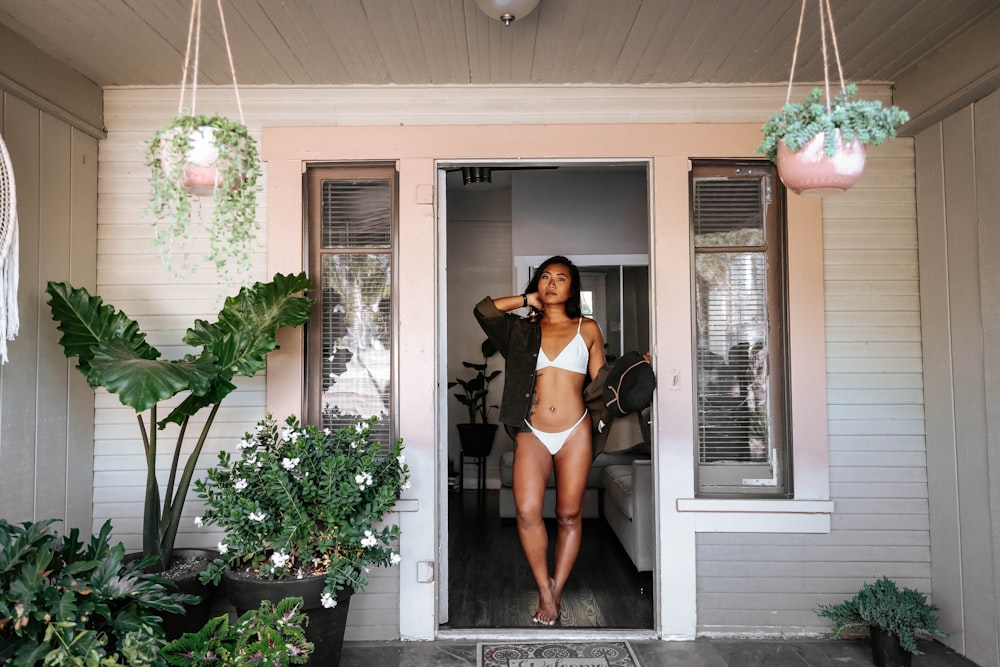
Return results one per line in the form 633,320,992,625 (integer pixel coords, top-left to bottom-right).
816,576,949,667
0,517,197,666
145,113,262,282
45,272,313,632
162,597,312,666
193,413,410,665
756,84,910,196
448,338,502,458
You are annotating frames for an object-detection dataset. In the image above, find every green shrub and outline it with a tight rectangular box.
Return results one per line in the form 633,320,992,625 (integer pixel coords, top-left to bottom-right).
816,576,948,654
161,597,311,666
0,518,196,666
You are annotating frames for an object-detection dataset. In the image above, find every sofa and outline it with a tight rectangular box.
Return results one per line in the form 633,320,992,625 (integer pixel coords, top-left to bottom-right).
602,459,654,572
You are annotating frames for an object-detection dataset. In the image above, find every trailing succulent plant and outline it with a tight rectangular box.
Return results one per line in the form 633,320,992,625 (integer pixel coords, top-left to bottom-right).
815,576,948,654
756,84,910,163
145,113,262,283
0,518,196,666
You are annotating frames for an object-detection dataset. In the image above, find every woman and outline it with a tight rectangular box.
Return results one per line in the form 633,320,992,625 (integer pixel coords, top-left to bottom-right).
474,255,606,626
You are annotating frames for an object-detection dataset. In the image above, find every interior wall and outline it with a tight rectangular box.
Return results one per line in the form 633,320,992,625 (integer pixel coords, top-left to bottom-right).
0,87,98,535
916,87,1000,666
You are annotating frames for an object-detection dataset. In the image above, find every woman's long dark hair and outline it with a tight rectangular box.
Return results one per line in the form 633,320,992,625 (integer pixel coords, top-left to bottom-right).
525,255,582,318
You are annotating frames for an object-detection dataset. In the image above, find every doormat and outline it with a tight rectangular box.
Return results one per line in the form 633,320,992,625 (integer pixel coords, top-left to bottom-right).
478,641,640,667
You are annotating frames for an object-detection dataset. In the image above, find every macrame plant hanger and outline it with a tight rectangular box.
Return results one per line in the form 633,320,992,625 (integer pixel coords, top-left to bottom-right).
785,0,847,114
179,0,245,128
0,131,19,364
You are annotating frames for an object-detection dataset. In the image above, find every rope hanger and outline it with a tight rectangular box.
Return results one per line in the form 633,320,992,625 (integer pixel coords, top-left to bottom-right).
178,0,245,122
785,0,846,110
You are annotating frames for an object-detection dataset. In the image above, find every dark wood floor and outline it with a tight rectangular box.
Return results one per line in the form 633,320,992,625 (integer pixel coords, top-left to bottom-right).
443,488,654,629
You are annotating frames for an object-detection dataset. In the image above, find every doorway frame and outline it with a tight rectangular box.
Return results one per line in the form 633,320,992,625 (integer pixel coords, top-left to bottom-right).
439,161,657,638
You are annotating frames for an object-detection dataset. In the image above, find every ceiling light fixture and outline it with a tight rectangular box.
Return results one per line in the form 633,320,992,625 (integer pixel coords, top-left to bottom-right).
473,0,541,26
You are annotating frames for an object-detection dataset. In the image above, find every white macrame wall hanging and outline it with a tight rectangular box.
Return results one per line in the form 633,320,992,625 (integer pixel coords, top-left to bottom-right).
0,131,19,363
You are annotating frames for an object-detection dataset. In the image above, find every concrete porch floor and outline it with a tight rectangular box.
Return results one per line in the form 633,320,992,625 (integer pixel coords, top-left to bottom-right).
340,637,979,666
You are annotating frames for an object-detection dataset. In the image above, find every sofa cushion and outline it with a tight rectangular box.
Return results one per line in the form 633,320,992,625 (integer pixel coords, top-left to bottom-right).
602,465,635,519
499,449,644,488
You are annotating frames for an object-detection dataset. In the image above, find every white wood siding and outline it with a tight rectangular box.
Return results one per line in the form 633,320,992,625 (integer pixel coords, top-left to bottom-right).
916,89,1000,666
695,141,929,635
0,88,98,534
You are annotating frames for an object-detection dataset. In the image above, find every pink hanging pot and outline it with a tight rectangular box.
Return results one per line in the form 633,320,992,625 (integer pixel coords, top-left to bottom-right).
776,130,866,197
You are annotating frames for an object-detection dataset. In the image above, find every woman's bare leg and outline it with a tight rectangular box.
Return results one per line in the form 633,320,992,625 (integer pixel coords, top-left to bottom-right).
512,433,557,624
550,416,593,620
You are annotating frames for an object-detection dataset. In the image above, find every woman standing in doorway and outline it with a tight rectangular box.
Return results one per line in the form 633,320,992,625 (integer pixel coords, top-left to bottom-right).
474,255,606,626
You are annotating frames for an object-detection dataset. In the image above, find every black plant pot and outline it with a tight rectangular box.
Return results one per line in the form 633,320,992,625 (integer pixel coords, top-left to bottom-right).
222,569,354,666
869,626,912,667
126,548,218,640
457,422,497,457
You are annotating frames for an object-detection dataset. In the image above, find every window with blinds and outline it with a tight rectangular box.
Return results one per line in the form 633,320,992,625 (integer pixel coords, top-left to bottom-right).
691,161,789,497
306,165,396,447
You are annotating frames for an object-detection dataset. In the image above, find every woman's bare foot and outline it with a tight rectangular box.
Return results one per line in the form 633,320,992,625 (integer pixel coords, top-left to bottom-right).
532,578,560,626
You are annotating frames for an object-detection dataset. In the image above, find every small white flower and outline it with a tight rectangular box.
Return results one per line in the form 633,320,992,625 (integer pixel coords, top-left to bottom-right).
193,516,203,527
323,428,331,435
282,457,300,471
271,551,290,568
320,592,338,609
397,454,406,465
254,424,264,434
355,473,366,487
401,480,411,491
245,453,257,465
361,530,378,548
234,478,248,492
249,511,266,522
390,552,401,566
218,542,229,555
237,438,252,450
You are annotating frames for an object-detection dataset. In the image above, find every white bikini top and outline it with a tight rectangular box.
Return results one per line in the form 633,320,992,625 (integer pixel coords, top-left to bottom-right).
535,318,589,375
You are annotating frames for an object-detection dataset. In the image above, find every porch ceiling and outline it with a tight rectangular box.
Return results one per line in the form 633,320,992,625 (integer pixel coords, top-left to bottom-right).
0,0,996,88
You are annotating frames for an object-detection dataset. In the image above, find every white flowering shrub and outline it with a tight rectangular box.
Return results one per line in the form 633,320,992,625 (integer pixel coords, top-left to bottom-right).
194,414,410,600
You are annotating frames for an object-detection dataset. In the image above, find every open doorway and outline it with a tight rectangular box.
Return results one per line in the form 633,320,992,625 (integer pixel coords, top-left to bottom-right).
441,162,654,630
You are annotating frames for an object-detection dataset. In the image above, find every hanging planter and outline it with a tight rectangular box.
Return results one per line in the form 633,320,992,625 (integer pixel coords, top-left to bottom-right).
144,0,261,283
756,0,909,197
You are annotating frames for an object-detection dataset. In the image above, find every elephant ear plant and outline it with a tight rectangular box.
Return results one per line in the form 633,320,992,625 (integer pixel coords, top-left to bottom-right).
46,272,313,573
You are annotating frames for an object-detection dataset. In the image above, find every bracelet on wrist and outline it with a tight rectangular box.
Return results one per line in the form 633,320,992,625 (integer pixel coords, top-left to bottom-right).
521,294,528,308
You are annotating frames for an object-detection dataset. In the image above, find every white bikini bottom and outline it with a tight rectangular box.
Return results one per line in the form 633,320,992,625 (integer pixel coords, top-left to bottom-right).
524,411,588,455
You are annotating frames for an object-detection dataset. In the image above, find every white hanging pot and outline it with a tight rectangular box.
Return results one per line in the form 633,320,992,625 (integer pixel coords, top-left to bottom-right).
157,126,228,197
776,130,866,197
180,125,223,196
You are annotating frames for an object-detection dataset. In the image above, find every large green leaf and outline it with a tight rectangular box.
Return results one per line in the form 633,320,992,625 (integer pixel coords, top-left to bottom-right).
46,282,160,384
185,272,312,355
89,340,217,414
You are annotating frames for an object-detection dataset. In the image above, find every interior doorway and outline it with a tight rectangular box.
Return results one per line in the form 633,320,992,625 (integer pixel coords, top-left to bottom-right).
440,161,655,632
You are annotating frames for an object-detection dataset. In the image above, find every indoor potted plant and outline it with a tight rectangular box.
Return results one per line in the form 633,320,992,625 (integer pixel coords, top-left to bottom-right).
145,112,262,282
816,576,949,667
45,272,313,633
193,413,410,665
0,517,196,666
161,597,312,666
756,84,910,196
448,338,502,459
